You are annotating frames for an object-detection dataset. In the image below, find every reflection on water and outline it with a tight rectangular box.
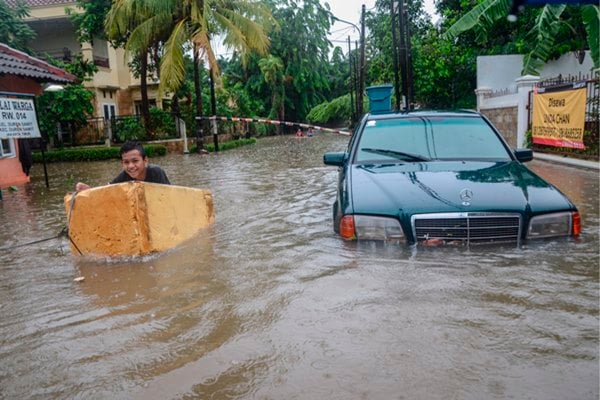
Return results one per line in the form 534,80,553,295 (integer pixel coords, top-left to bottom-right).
0,135,598,399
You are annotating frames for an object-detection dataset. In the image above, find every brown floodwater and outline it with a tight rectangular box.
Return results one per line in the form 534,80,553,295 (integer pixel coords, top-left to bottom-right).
1,134,598,399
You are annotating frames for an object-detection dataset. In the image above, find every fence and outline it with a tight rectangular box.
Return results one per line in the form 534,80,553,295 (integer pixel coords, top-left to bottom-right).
46,111,183,148
110,112,181,144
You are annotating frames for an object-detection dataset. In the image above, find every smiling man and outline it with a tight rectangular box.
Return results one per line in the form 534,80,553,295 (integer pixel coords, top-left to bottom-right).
75,141,170,191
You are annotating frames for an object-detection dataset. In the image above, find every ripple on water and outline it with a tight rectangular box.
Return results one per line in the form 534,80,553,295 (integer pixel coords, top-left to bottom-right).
0,135,597,399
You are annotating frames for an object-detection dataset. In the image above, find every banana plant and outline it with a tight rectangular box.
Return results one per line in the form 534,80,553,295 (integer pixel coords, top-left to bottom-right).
443,0,599,76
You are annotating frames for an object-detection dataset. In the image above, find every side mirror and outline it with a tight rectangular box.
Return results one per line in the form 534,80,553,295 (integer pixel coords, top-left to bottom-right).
514,148,533,162
323,152,348,166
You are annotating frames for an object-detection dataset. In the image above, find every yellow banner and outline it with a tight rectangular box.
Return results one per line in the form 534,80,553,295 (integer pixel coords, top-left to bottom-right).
532,87,587,149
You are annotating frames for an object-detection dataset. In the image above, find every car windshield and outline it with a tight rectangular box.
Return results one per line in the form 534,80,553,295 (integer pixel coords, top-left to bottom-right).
354,116,512,163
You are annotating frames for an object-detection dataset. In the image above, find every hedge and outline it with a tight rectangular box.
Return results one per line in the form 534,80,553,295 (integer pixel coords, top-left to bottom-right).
190,137,257,153
32,144,167,163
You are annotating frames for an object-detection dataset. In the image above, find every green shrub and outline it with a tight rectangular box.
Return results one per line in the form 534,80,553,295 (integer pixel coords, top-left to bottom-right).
252,123,276,137
149,107,177,138
32,144,167,163
114,116,145,142
144,145,167,157
307,94,352,126
190,137,256,153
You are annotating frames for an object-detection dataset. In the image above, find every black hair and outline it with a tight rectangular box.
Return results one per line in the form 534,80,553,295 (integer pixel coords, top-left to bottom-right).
120,141,147,158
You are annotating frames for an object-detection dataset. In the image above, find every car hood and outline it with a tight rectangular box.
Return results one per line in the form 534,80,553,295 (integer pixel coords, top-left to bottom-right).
349,161,575,216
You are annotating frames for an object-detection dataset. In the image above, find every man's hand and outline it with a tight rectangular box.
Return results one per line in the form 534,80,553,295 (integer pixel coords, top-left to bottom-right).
75,182,91,191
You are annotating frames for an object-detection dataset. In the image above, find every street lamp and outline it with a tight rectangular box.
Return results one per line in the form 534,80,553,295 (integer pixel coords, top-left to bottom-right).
37,83,66,187
332,6,366,124
44,84,64,92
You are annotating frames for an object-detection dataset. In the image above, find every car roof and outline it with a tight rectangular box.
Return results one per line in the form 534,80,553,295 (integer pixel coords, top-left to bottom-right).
365,109,482,121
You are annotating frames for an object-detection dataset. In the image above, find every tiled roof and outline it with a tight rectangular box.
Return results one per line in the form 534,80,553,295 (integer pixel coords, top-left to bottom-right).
4,0,76,7
0,43,76,83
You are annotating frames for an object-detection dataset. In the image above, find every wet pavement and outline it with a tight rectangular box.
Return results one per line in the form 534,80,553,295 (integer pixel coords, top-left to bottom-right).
0,134,598,399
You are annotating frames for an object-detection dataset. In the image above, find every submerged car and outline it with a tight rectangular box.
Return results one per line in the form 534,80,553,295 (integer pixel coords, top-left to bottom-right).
323,110,580,245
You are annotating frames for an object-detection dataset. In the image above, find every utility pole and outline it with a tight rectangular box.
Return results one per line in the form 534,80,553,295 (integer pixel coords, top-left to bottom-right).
404,0,414,109
397,0,414,109
347,36,355,123
209,69,219,152
390,0,401,112
354,41,360,119
358,4,366,117
397,0,408,110
193,44,204,152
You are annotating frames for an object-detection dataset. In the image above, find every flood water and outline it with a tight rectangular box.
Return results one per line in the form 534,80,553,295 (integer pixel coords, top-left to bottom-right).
1,134,598,399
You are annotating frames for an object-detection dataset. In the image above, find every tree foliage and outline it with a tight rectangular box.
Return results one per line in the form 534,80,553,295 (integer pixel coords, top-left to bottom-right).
443,0,599,75
0,0,36,53
306,94,352,126
237,0,334,122
258,55,285,120
67,0,112,43
157,0,276,94
36,56,96,141
41,0,597,135
37,85,95,141
365,0,477,109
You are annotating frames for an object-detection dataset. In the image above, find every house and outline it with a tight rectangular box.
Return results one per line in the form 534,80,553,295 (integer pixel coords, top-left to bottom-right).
5,0,167,124
0,42,76,187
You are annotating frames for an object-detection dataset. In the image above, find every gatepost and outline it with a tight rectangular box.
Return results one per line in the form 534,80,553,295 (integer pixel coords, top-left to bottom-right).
516,75,540,148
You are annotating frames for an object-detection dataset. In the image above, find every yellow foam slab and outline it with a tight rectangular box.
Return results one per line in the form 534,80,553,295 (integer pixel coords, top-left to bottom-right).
64,182,214,256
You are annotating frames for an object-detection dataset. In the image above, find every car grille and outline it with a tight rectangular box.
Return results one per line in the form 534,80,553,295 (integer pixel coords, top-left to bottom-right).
412,213,521,244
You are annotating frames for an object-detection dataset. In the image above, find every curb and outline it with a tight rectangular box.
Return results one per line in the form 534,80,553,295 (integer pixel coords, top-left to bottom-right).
533,152,599,170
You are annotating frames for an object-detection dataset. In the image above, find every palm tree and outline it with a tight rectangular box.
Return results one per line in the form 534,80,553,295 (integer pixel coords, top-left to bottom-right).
105,0,173,131
105,0,274,150
258,55,285,129
443,1,599,75
159,0,276,95
160,0,276,151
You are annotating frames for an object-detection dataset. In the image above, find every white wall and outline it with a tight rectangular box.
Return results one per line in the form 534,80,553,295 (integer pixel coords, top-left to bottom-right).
543,51,595,79
477,52,595,92
477,55,523,91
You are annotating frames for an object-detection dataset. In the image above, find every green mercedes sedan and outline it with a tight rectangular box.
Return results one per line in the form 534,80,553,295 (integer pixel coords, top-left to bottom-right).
323,110,581,245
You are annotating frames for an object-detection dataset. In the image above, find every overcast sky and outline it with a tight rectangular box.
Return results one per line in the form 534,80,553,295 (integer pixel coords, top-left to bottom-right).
327,0,438,45
212,1,437,58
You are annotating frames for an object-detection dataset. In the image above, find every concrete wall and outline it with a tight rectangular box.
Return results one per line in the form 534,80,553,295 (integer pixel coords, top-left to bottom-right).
481,107,518,148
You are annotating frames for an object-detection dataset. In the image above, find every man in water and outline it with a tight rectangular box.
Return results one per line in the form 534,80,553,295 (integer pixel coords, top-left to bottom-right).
75,141,170,191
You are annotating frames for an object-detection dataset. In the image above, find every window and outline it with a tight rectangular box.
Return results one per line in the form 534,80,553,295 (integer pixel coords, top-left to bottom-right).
0,138,15,158
355,116,511,163
103,103,116,120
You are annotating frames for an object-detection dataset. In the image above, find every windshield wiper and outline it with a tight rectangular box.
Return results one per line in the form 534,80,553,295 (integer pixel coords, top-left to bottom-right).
361,148,431,162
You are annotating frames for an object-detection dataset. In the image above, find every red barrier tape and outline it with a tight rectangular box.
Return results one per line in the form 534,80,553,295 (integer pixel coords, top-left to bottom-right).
195,116,351,136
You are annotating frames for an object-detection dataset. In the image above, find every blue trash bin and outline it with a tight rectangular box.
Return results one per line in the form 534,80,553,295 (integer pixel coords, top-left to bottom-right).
366,84,393,114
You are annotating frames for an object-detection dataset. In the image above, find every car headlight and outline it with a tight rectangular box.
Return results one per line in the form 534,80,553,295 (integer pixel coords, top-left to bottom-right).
340,215,404,241
527,211,580,239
